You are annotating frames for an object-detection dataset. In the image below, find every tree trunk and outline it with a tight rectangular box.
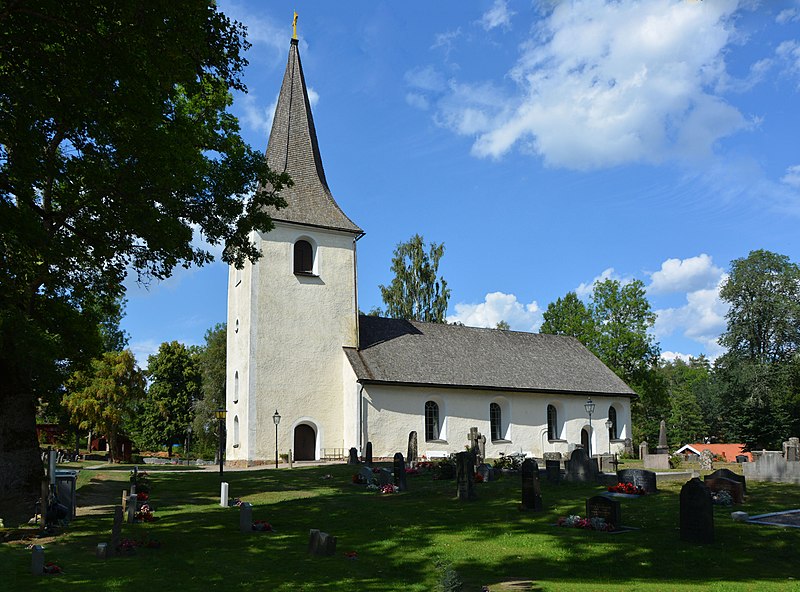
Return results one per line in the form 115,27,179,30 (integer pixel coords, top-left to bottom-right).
0,361,44,526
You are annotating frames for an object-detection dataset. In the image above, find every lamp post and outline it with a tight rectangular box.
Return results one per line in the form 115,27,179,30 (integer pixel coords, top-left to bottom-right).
186,425,192,466
605,419,613,455
584,397,595,459
215,408,227,480
272,410,281,469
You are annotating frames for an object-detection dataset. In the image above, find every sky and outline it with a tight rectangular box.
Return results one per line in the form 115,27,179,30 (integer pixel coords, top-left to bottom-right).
122,0,800,367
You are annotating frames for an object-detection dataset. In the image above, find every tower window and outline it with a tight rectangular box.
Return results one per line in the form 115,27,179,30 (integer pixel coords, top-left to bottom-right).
294,240,314,275
424,401,440,441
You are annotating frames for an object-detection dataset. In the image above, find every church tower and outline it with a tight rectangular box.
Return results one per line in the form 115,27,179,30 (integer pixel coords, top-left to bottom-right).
226,33,362,464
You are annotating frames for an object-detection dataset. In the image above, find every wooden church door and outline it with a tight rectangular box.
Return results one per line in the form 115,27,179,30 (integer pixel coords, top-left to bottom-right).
293,424,316,461
581,428,590,454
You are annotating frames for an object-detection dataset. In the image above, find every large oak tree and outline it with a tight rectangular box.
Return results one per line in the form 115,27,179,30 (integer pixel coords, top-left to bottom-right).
0,2,289,522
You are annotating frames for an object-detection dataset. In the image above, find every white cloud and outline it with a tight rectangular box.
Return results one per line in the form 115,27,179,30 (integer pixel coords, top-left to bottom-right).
782,164,800,188
436,0,750,169
777,39,800,84
654,275,729,359
447,292,542,331
479,0,515,31
405,93,430,110
405,66,447,92
574,268,633,299
129,339,161,366
777,8,800,24
219,0,286,56
240,93,276,136
648,254,724,295
660,351,694,363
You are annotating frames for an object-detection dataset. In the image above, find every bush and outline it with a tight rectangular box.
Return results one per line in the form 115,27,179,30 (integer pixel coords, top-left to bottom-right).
433,456,456,480
435,559,462,592
493,452,524,471
669,455,683,469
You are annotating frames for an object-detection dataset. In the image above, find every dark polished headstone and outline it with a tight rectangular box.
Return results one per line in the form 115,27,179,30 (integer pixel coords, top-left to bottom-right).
520,458,542,511
617,468,657,494
348,447,359,464
111,505,123,556
365,441,373,466
565,448,594,483
680,478,714,544
586,495,620,529
704,476,745,504
705,468,746,494
545,459,561,484
393,452,407,492
456,451,477,501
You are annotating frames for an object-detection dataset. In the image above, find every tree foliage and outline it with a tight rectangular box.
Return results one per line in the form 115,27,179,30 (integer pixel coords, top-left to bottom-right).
379,234,450,323
0,1,289,515
192,324,227,457
540,292,595,343
136,342,201,453
62,350,145,462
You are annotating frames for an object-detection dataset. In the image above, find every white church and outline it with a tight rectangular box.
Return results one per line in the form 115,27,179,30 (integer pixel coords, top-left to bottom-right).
225,35,635,465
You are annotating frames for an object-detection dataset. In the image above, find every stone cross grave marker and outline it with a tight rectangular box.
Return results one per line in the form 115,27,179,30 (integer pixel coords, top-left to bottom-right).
407,432,418,466
239,502,253,533
393,452,408,491
348,447,359,465
520,458,542,511
365,441,373,466
617,469,657,494
545,459,561,484
456,450,477,501
308,529,337,556
586,495,621,529
680,477,714,544
111,505,123,556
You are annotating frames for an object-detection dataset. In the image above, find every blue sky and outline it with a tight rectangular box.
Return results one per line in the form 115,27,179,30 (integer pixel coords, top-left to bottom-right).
122,0,800,366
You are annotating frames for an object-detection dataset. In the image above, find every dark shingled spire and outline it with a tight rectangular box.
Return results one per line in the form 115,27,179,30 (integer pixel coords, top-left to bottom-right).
263,38,362,234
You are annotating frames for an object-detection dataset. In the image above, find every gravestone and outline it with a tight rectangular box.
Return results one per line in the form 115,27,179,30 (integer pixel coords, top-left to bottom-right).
288,449,293,469
31,545,44,575
121,490,128,513
126,494,137,523
377,467,393,486
456,451,477,501
656,420,669,455
624,438,634,457
358,466,374,484
520,459,542,511
347,447,359,465
639,441,649,459
96,543,108,559
393,452,408,492
643,453,671,471
111,506,123,556
586,495,621,529
308,529,337,556
784,438,799,462
706,468,746,494
478,434,487,463
543,452,562,462
407,432,418,466
365,441,373,466
735,455,748,463
220,482,229,507
617,469,657,493
130,483,136,496
704,477,745,504
476,463,493,482
467,427,482,464
564,448,594,483
240,502,253,533
680,478,714,544
545,459,561,484
700,449,714,471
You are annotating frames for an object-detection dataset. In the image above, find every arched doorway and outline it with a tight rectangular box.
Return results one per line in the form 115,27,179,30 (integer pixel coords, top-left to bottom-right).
293,424,316,461
581,428,590,455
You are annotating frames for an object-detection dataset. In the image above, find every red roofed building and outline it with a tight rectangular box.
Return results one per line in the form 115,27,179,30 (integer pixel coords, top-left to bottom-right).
675,443,752,462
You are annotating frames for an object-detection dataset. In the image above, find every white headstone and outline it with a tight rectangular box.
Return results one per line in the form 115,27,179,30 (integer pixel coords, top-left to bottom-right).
220,482,229,507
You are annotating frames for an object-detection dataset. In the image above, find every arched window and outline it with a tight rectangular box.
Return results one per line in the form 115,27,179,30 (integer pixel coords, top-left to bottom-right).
547,404,558,440
490,402,502,441
424,401,440,441
233,415,240,448
608,406,618,440
294,240,314,274
233,371,239,404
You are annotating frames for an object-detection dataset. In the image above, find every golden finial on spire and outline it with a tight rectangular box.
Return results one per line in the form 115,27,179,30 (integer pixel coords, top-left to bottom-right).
292,12,298,40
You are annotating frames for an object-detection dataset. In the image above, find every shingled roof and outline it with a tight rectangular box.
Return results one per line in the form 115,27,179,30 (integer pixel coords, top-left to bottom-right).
262,39,362,234
344,316,636,397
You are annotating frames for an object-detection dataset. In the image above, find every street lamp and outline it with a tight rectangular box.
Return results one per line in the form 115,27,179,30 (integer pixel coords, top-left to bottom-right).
215,408,227,480
186,425,192,466
584,397,595,458
272,410,281,469
605,419,613,455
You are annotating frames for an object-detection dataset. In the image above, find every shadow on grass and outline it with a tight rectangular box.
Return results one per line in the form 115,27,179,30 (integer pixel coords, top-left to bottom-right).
2,464,799,591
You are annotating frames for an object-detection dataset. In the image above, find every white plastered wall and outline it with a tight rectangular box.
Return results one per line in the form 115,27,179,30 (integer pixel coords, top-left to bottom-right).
360,383,631,459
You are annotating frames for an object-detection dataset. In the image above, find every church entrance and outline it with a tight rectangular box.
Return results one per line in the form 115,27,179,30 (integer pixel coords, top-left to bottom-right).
293,424,316,461
581,428,590,455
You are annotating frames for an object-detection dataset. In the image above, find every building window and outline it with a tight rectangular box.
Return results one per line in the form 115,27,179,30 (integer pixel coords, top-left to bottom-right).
233,371,239,404
233,415,240,448
547,404,558,440
235,267,242,286
425,401,440,441
608,406,618,440
490,402,502,441
294,240,314,275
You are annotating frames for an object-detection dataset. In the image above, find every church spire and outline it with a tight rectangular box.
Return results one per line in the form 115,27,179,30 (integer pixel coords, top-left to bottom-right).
263,26,362,234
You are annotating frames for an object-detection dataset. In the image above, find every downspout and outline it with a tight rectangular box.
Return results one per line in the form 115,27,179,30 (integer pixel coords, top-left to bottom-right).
358,383,365,451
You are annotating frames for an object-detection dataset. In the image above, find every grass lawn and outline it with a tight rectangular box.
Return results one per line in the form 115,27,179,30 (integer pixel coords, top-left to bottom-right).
2,463,799,591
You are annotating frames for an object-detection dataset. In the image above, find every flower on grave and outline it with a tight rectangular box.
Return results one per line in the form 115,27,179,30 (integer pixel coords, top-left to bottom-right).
344,551,358,559
607,482,645,496
43,562,63,574
474,472,484,483
404,467,419,475
135,504,156,522
252,520,273,532
557,515,614,531
118,538,137,553
379,483,398,494
137,492,149,502
712,491,733,506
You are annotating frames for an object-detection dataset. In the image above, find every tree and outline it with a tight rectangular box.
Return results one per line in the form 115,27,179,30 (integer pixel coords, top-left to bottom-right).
660,358,710,447
540,292,595,344
62,350,145,462
379,234,450,323
0,2,290,519
136,342,202,454
192,324,227,458
495,320,511,330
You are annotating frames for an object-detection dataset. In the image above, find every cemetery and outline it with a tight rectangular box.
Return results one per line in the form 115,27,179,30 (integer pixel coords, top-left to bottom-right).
2,453,800,592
